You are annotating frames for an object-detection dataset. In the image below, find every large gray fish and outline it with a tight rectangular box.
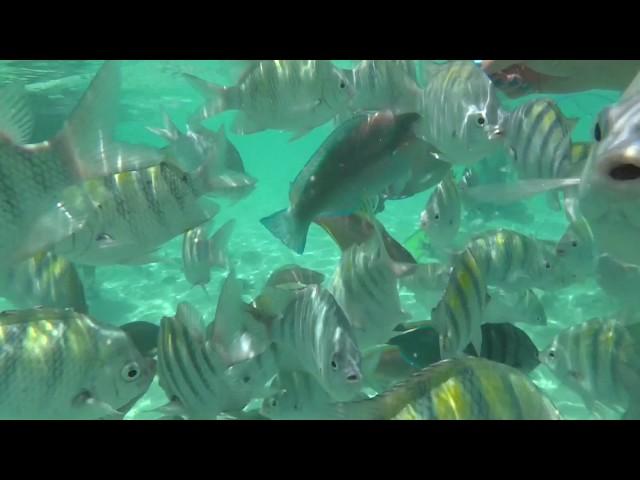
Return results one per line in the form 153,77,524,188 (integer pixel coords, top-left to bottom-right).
328,357,560,420
182,219,236,289
539,317,640,419
419,170,461,250
50,142,251,265
260,110,421,254
331,224,414,350
0,251,87,313
0,61,144,268
184,60,354,140
416,61,505,165
148,113,248,176
253,284,364,401
0,308,156,419
390,322,541,374
340,60,421,115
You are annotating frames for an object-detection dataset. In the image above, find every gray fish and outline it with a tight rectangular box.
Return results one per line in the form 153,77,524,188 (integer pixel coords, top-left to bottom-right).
417,61,505,165
331,223,414,349
419,170,461,250
255,284,364,401
185,60,354,140
555,215,597,280
260,110,421,254
0,307,155,419
182,219,236,289
539,317,640,419
0,251,87,314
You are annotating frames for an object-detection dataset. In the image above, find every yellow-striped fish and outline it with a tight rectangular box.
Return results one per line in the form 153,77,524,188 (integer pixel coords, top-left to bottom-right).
539,317,640,419
430,248,488,358
331,356,561,420
417,61,505,165
0,308,155,419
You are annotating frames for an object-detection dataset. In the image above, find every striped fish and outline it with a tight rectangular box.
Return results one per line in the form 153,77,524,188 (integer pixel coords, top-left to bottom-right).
339,60,421,117
430,247,489,358
419,170,461,250
466,229,565,291
184,60,354,140
0,251,87,313
0,308,155,419
182,219,236,289
331,223,414,350
576,71,640,265
51,142,253,265
260,370,337,420
156,300,277,420
503,98,578,181
261,285,364,401
330,356,561,420
390,323,540,374
417,61,505,165
264,265,325,290
539,317,640,419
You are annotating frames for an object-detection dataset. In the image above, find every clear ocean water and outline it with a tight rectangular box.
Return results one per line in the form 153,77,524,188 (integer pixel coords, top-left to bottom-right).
0,60,626,419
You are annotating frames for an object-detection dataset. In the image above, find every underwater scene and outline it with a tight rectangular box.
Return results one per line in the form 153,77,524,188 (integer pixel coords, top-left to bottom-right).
0,59,638,420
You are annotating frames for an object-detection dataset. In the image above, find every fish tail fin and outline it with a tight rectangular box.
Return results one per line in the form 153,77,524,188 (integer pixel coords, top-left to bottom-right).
260,209,309,255
183,73,238,122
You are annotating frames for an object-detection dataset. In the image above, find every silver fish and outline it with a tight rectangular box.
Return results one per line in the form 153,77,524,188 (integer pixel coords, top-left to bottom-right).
257,284,364,401
417,61,505,165
0,308,155,419
184,60,354,140
260,110,420,254
555,215,597,281
331,224,414,350
540,317,640,419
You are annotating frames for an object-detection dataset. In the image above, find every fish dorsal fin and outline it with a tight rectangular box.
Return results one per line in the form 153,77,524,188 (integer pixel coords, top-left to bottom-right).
174,301,206,341
121,321,160,358
0,82,34,144
622,70,640,101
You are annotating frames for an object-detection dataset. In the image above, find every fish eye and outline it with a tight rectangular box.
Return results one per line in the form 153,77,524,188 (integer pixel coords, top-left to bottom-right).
331,359,338,370
476,115,486,127
434,213,440,220
548,350,556,360
339,80,346,89
544,261,551,269
243,376,251,384
571,240,578,248
594,123,602,142
121,362,140,382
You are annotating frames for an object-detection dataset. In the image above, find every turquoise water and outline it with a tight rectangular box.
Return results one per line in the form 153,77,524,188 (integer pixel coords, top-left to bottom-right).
0,60,629,419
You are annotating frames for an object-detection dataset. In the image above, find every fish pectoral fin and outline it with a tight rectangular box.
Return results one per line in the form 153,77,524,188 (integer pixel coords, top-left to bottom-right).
0,82,34,144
